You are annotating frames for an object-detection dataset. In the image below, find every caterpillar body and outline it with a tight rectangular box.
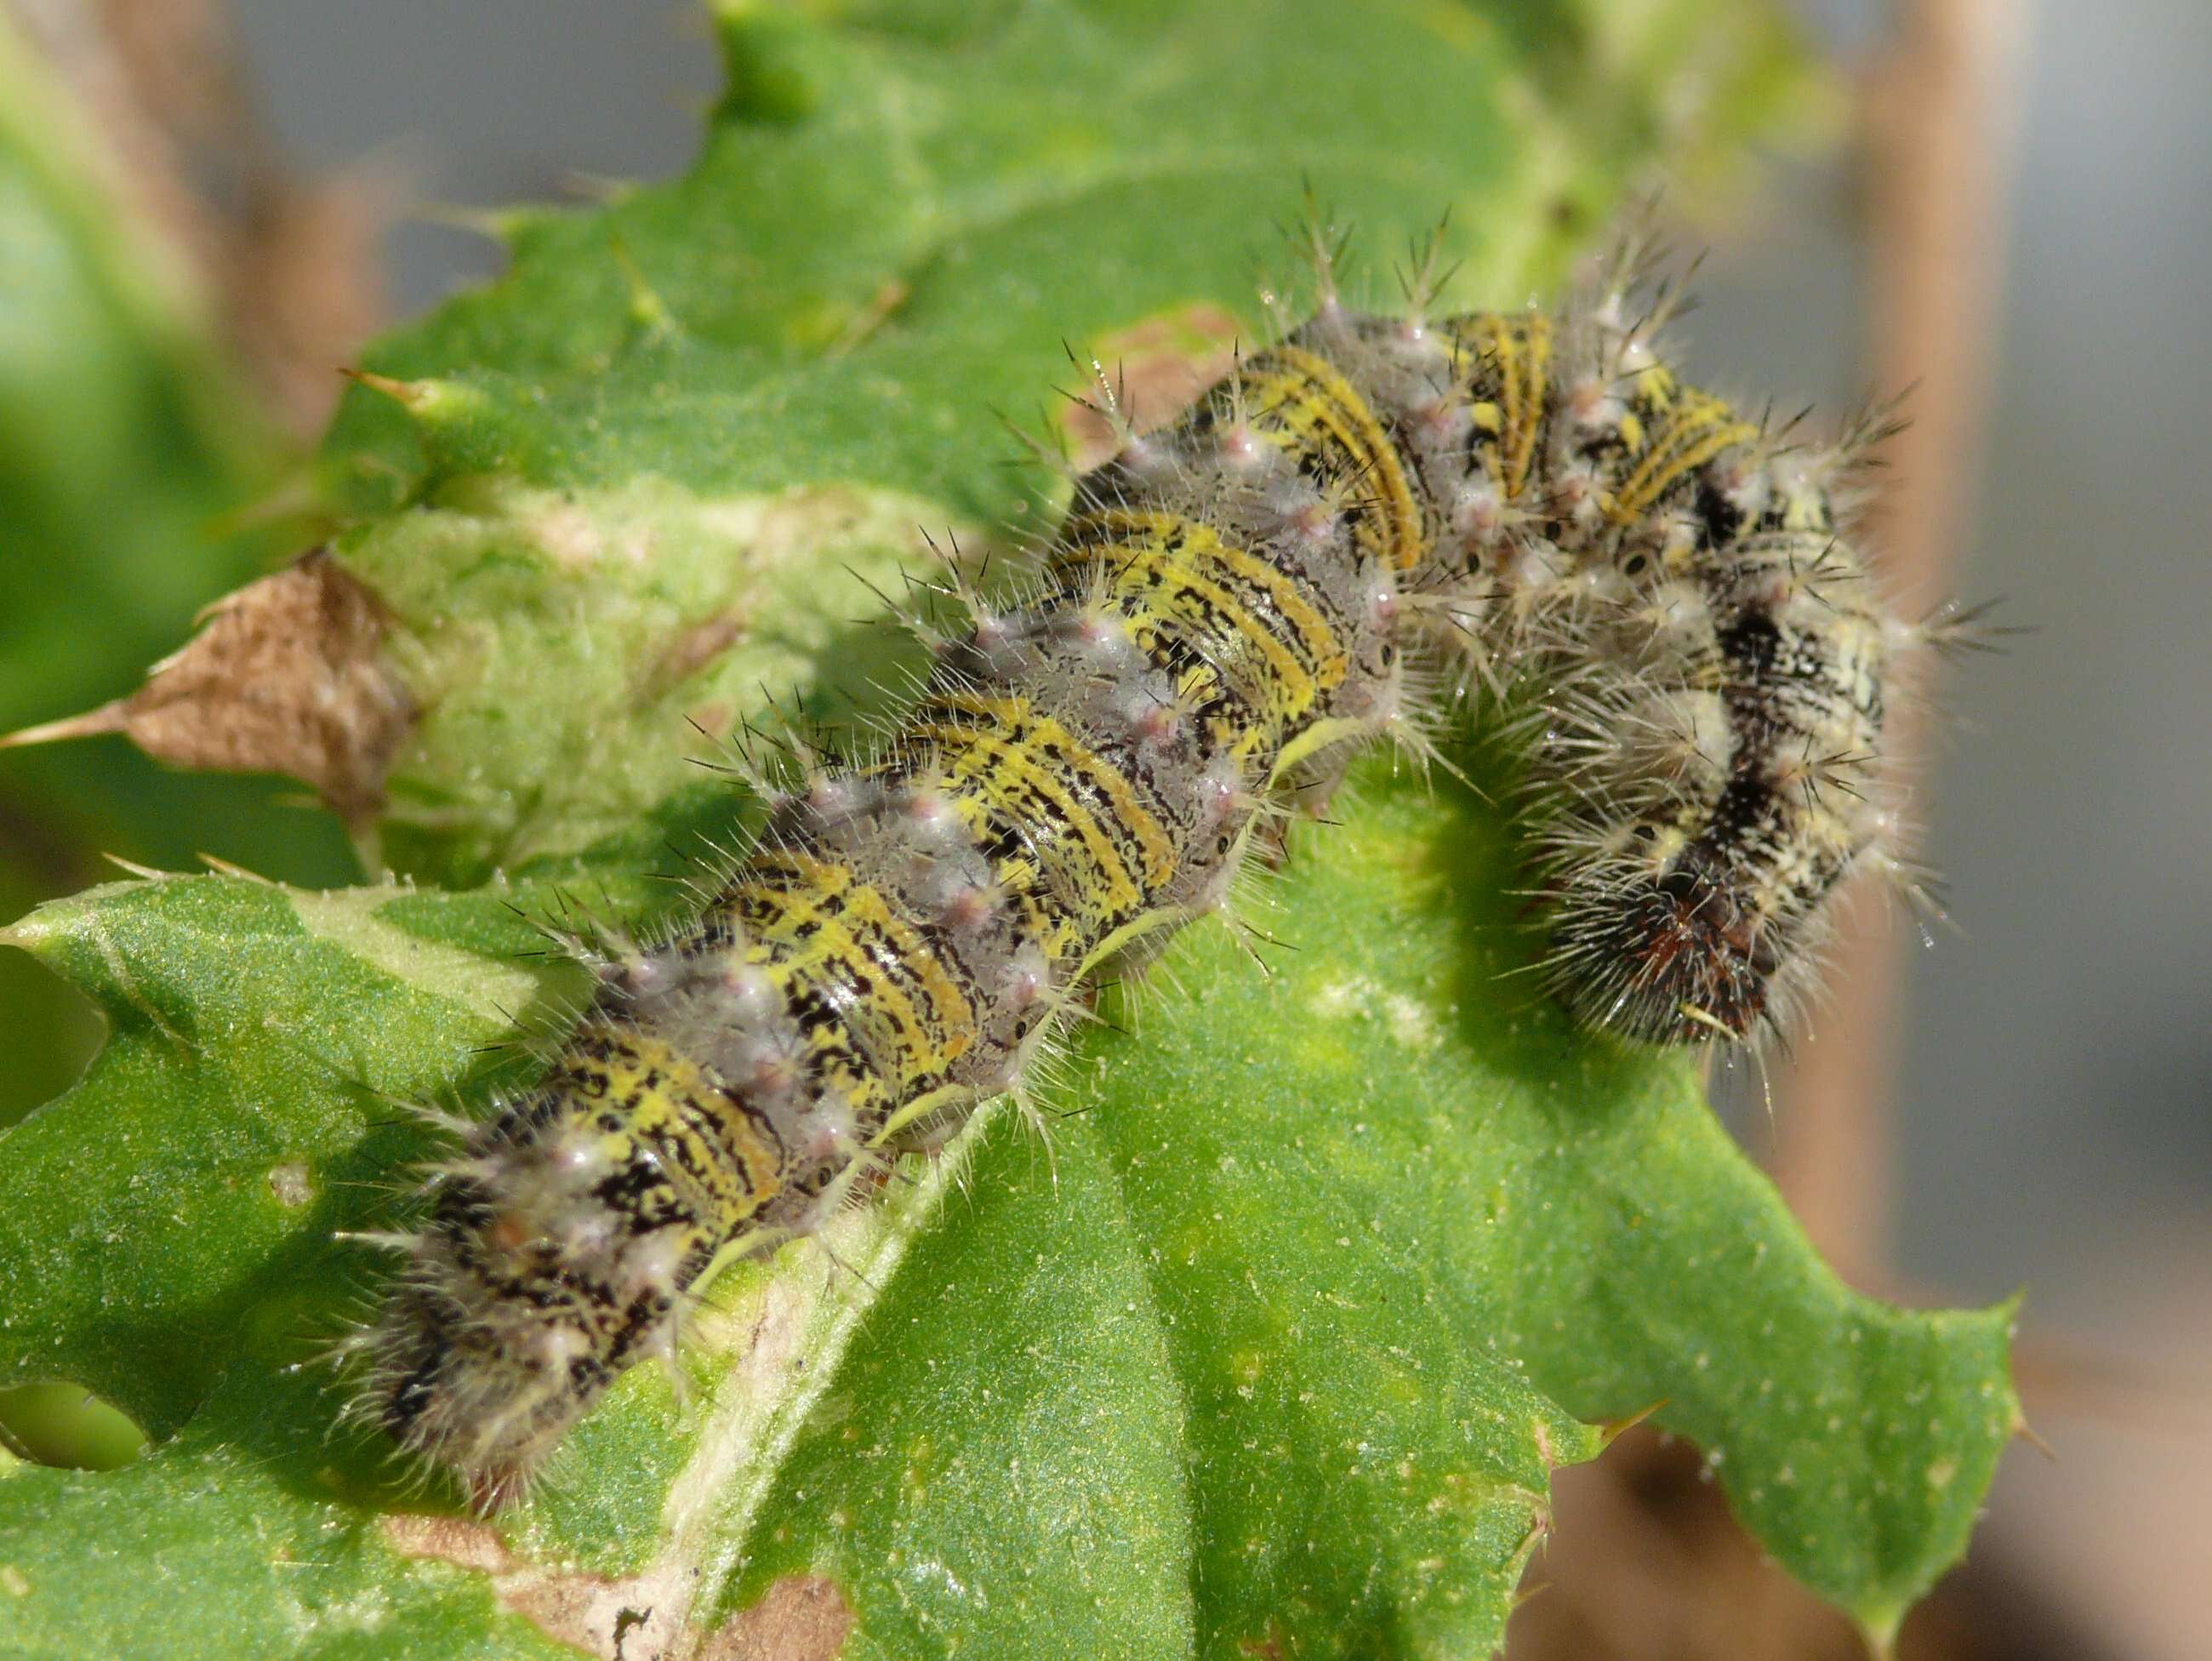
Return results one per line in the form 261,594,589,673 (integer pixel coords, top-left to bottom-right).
354,235,1936,1504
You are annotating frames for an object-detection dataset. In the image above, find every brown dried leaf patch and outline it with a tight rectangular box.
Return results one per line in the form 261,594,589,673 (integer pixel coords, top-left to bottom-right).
1060,303,1246,471
3,551,413,825
383,1514,852,1661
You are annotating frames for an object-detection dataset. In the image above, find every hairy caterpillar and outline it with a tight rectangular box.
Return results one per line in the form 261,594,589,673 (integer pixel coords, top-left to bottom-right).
349,225,1955,1505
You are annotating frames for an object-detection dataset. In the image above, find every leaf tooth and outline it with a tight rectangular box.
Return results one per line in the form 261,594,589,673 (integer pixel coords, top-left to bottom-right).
337,368,491,430
413,201,545,252
608,234,682,343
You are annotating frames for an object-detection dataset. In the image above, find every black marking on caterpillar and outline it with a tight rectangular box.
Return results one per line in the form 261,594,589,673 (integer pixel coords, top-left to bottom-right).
343,215,1975,1506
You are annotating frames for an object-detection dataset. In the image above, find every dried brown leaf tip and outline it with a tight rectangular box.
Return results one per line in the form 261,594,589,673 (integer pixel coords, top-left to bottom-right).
3,551,413,824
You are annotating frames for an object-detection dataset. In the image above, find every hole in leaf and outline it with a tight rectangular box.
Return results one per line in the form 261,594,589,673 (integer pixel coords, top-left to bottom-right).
0,1381,148,1470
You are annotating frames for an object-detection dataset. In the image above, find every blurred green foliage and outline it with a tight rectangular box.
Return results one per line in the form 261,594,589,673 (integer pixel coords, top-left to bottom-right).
0,14,360,1133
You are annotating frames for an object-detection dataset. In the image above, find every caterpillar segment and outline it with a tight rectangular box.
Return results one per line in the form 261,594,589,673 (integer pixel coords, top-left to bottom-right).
357,247,1932,1499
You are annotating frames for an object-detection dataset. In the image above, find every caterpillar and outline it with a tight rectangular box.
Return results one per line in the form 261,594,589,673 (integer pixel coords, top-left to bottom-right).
348,225,1952,1506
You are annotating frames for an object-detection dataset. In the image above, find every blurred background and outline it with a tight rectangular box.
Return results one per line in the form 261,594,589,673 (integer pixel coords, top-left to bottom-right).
0,2,2203,1657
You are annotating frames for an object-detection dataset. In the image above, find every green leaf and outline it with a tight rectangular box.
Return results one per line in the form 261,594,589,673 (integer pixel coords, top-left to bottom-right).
1071,773,2021,1643
0,769,2014,1656
0,785,1600,1659
314,0,1823,886
0,2,2012,1654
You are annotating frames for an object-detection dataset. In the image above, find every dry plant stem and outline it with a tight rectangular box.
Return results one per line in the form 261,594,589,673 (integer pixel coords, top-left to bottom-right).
1769,0,2024,1289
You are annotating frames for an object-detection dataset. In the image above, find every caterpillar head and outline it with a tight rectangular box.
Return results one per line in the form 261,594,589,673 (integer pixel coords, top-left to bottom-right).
1547,849,1778,1044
